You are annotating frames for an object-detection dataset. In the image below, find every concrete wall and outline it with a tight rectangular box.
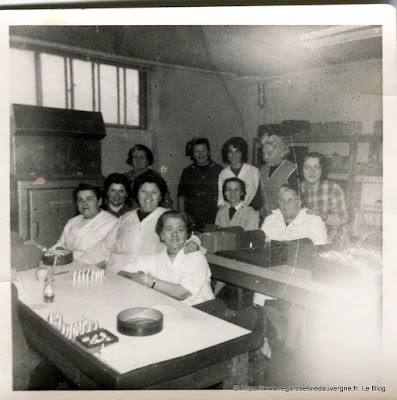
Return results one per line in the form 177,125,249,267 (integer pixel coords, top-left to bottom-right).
263,59,382,131
260,59,382,160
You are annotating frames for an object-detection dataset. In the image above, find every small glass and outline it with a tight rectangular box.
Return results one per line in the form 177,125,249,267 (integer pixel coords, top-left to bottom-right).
43,277,55,303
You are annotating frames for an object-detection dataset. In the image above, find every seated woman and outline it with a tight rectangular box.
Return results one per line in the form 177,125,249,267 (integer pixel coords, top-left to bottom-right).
300,152,350,246
262,183,329,245
51,184,118,261
119,211,215,306
218,137,261,209
80,171,200,271
258,183,328,354
102,173,132,218
215,177,259,231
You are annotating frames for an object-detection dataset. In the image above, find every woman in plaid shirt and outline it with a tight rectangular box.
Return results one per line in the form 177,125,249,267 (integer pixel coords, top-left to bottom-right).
300,152,350,245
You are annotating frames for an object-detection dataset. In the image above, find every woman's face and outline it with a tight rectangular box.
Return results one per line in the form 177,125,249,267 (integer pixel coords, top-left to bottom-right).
192,144,210,166
262,144,283,167
303,157,322,185
224,181,243,207
160,216,188,255
227,145,243,166
132,149,150,170
278,188,300,222
107,183,127,207
138,182,162,213
76,190,102,219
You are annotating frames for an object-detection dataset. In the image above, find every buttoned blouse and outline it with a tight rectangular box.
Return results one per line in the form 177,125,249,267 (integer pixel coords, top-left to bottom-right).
123,248,215,306
261,208,329,245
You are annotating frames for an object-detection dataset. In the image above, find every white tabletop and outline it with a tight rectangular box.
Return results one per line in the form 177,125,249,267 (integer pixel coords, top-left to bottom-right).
15,261,251,375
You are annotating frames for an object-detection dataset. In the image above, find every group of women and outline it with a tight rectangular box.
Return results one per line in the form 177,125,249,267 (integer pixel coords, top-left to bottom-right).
52,169,213,306
51,133,349,306
178,134,349,244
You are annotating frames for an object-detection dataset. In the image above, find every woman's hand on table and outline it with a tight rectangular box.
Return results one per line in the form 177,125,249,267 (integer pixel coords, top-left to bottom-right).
120,270,192,300
127,271,154,287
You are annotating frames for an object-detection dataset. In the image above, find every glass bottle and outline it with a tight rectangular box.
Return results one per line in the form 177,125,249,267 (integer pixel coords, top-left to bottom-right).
43,277,55,303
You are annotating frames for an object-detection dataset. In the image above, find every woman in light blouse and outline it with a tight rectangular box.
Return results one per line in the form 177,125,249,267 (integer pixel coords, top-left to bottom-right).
217,136,261,210
119,210,215,306
80,171,200,271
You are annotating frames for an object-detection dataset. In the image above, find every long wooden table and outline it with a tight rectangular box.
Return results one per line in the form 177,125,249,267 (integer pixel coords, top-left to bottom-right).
206,253,341,310
15,262,261,389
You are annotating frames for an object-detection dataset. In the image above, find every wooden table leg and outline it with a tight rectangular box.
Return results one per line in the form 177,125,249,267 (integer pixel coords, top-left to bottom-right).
221,352,249,389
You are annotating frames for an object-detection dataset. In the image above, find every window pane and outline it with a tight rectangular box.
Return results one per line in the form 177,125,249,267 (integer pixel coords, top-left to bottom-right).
119,68,124,124
73,59,93,112
41,53,66,108
10,48,36,105
93,63,99,112
99,64,118,124
125,69,140,126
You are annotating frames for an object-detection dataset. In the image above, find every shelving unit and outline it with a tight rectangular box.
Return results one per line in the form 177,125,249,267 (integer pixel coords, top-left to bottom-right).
254,121,383,242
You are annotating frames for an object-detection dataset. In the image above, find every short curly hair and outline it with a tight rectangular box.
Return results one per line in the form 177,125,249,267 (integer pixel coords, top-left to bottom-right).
187,138,211,161
73,183,102,203
261,134,290,159
131,170,169,207
104,173,131,193
278,183,303,208
126,144,154,167
221,137,248,164
155,210,193,240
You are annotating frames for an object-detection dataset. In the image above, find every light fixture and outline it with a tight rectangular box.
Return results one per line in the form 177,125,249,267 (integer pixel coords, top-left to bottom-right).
300,26,381,49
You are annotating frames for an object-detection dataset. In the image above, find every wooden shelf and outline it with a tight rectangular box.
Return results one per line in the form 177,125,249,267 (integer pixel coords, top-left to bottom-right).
287,133,382,143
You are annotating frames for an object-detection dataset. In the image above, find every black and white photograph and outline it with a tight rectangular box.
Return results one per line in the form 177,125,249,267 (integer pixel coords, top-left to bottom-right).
1,4,396,398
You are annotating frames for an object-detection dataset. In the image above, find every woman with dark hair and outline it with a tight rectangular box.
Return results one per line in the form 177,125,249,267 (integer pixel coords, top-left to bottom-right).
51,183,118,260
125,144,154,185
178,138,223,229
80,171,200,271
125,144,172,209
102,173,132,218
215,177,259,231
217,137,261,209
300,151,349,245
119,210,214,305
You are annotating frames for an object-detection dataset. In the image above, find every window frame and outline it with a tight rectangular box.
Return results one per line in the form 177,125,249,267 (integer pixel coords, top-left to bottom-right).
10,42,148,130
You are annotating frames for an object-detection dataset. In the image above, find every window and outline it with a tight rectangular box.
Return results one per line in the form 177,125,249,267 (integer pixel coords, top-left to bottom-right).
10,47,147,129
99,64,118,124
72,58,93,112
41,53,66,109
10,48,36,105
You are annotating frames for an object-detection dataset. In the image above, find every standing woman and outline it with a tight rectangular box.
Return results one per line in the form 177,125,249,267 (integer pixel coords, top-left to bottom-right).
260,134,298,216
300,151,350,245
217,137,260,209
178,138,223,230
125,144,172,209
125,144,154,187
